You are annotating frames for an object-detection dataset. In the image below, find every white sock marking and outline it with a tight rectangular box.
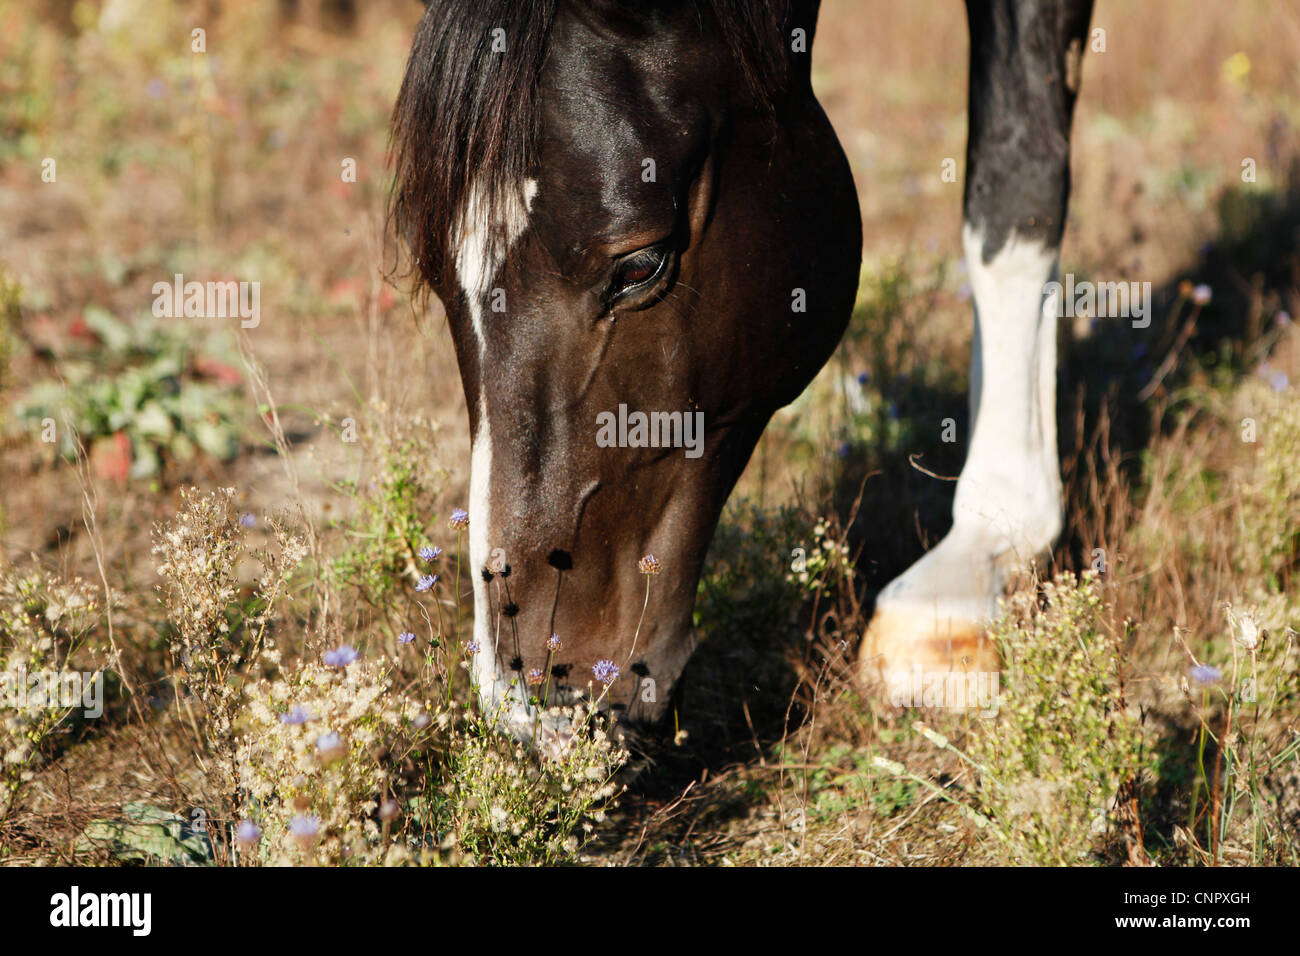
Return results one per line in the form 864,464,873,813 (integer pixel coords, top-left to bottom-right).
876,224,1063,624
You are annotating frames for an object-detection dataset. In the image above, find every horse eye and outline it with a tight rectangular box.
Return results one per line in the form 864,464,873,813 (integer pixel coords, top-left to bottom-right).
611,246,669,298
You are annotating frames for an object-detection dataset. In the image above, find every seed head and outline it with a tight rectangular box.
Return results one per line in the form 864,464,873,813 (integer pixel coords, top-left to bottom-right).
1228,606,1265,651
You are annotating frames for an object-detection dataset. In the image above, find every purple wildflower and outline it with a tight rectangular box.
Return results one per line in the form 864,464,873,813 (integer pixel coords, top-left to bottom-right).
1190,663,1222,685
546,633,561,652
1192,284,1212,306
418,545,442,561
239,513,256,528
288,814,320,840
323,644,358,668
397,631,416,645
592,659,620,687
416,574,437,592
279,705,310,725
235,820,262,845
465,640,480,655
449,508,469,530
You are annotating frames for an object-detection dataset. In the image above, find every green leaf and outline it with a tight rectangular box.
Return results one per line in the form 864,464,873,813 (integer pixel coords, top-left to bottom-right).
129,442,160,478
82,305,132,353
193,419,239,460
76,802,214,866
169,431,197,461
133,401,174,441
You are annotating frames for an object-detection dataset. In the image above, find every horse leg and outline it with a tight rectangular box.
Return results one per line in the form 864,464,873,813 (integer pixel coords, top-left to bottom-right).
860,0,1094,697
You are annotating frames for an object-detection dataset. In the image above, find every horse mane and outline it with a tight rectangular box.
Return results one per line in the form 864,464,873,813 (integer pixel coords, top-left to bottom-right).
388,0,792,294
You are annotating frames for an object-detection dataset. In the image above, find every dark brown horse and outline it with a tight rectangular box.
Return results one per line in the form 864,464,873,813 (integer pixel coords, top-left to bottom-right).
391,0,1093,744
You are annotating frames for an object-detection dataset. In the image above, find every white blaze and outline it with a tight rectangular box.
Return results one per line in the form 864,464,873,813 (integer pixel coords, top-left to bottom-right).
454,178,539,354
454,177,566,741
467,394,530,731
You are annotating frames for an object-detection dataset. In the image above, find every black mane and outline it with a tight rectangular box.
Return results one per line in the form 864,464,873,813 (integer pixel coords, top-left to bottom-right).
388,0,792,293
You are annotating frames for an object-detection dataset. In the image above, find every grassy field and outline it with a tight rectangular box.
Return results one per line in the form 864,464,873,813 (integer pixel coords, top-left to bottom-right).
1,0,1298,866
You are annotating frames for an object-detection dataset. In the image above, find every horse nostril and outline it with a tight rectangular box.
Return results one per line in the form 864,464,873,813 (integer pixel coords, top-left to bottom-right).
630,661,649,677
547,549,573,571
509,656,524,672
550,664,571,678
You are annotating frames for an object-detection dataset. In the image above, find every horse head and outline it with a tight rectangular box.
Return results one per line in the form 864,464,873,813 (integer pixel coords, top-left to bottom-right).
391,0,861,743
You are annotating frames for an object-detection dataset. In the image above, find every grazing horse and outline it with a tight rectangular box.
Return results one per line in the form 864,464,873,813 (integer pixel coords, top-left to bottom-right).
390,0,1093,743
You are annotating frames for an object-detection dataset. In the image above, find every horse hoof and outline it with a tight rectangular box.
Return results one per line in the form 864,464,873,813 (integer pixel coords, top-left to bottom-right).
858,604,1001,705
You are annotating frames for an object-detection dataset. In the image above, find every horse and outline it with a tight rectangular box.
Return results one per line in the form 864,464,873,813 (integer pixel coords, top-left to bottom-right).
390,0,1094,745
